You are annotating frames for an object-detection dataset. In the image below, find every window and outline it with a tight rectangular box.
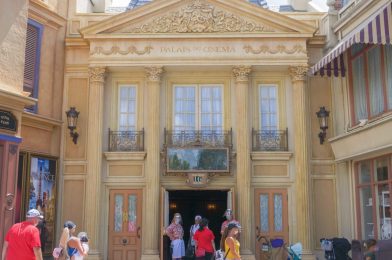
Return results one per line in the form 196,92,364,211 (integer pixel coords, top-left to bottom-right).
349,44,392,124
259,85,278,131
356,156,392,240
173,85,223,131
23,20,43,112
118,85,137,131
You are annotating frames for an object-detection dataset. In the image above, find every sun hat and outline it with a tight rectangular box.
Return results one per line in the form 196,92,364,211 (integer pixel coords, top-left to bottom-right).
26,209,43,219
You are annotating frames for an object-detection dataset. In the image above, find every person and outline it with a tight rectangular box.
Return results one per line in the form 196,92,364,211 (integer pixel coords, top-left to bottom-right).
220,222,241,260
166,213,185,260
364,239,377,260
193,218,216,260
36,219,49,251
74,232,89,260
56,221,87,260
1,208,43,260
190,215,202,249
220,209,240,235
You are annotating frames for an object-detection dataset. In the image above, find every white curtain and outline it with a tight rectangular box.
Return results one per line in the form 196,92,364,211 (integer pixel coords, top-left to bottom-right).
173,86,196,131
119,86,136,131
384,45,392,110
200,86,223,131
367,47,384,117
352,56,368,121
259,85,278,130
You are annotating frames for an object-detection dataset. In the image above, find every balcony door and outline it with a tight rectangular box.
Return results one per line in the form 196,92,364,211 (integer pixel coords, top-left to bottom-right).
255,188,288,260
108,189,142,260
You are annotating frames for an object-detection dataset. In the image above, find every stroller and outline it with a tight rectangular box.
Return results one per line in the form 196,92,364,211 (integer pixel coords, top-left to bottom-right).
257,235,287,260
287,242,302,260
320,238,352,260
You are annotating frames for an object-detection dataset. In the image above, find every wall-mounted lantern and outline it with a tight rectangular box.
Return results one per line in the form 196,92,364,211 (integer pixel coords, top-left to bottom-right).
316,106,330,145
65,107,79,144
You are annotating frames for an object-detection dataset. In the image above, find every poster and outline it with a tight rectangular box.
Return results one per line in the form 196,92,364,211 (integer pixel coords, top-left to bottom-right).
27,156,57,255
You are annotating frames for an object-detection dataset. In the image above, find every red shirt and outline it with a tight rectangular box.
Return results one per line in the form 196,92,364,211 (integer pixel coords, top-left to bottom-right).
193,228,215,253
5,221,41,260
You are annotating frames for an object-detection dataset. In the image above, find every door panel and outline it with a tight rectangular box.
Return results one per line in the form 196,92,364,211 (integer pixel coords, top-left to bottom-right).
109,189,142,260
255,189,288,259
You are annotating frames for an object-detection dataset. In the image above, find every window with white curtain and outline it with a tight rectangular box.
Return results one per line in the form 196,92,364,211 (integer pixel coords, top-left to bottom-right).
173,85,223,131
118,85,137,131
350,45,392,124
259,85,278,131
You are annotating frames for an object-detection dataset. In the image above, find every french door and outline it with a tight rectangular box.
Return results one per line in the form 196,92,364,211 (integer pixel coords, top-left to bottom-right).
108,189,142,260
255,188,288,259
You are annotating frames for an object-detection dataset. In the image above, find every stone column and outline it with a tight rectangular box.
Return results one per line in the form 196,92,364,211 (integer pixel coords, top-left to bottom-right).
289,66,314,259
142,66,163,260
233,66,253,256
85,67,106,258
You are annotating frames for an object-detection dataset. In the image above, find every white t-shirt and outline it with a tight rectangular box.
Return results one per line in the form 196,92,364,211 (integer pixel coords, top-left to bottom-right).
190,224,199,246
74,243,89,260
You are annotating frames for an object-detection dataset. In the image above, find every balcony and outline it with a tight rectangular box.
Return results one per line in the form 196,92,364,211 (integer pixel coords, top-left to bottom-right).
252,128,288,152
108,128,144,151
164,129,233,148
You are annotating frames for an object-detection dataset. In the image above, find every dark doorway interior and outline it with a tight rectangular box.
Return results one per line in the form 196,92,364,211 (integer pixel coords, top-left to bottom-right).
165,190,227,259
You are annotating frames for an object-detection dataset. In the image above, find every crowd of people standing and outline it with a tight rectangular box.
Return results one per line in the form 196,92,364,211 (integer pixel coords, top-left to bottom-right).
165,209,241,260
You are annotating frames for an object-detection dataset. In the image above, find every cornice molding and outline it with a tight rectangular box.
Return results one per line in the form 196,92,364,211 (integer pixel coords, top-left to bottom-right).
29,0,66,29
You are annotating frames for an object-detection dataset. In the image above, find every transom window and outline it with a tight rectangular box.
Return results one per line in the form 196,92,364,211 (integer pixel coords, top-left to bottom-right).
356,155,392,240
259,84,278,131
173,85,223,131
118,85,137,131
349,44,392,125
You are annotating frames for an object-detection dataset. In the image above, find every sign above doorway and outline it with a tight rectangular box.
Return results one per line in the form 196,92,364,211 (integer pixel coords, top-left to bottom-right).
0,110,17,132
186,172,211,188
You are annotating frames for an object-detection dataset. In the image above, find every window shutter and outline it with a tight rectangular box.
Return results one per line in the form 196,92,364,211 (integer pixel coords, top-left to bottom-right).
23,24,39,97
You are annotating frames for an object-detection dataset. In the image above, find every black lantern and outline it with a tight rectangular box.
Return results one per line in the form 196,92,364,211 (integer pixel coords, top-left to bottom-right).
316,106,329,144
65,107,79,144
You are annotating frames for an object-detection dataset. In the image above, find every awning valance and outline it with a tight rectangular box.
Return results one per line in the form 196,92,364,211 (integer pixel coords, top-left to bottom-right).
311,1,392,77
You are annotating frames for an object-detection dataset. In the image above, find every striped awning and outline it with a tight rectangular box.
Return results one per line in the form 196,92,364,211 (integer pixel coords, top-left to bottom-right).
311,1,392,77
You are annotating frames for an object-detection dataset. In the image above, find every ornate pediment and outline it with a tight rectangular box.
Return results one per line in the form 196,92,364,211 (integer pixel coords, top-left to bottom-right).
104,0,276,34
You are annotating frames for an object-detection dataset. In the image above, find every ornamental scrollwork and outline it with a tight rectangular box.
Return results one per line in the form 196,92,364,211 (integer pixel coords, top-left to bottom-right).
233,66,252,82
145,66,164,82
289,66,308,81
90,45,153,56
120,0,275,33
89,67,106,83
243,44,306,55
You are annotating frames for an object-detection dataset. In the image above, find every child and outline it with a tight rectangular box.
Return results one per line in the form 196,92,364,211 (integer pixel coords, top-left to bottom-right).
74,232,89,260
364,239,377,260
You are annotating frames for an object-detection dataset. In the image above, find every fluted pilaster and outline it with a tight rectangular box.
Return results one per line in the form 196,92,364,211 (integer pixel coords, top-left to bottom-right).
143,66,163,257
289,65,312,253
233,65,252,255
86,67,106,255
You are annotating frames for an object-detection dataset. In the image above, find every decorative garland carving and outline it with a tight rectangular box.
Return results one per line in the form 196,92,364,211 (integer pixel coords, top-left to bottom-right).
90,45,153,56
289,66,308,81
145,66,164,82
120,0,275,33
233,66,252,82
243,44,306,55
89,67,106,83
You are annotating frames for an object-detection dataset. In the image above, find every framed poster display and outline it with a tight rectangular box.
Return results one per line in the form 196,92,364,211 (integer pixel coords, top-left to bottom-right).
25,155,57,255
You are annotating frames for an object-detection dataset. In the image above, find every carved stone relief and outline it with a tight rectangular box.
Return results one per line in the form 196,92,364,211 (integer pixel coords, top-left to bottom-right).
243,44,306,55
289,65,308,81
88,67,106,83
112,0,275,33
90,45,153,56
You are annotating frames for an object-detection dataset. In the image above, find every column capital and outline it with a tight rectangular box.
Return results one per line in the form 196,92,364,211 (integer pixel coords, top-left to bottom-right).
88,67,106,83
145,66,164,82
289,65,308,82
233,66,252,82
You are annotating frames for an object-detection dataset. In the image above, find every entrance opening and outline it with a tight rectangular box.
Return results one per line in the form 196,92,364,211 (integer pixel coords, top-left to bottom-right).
164,190,227,259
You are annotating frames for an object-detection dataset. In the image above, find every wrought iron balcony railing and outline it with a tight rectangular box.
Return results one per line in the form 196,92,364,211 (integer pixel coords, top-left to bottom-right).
164,129,233,148
252,128,288,151
108,128,144,152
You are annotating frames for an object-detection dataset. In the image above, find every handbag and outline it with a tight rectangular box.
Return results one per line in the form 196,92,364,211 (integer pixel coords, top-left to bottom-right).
195,247,206,257
215,248,230,260
185,239,195,258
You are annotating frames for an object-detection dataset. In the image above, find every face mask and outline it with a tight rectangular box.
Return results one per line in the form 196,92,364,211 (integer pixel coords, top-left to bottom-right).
225,214,232,220
175,219,180,224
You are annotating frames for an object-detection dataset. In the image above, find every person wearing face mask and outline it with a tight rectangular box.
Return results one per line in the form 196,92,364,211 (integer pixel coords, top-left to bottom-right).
165,213,185,260
220,209,240,235
1,209,43,260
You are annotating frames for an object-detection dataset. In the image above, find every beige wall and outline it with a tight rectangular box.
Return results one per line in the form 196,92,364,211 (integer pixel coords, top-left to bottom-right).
0,0,28,94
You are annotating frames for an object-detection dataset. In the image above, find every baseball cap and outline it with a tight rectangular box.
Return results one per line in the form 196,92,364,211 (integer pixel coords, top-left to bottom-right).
26,209,43,219
195,215,202,220
64,220,76,229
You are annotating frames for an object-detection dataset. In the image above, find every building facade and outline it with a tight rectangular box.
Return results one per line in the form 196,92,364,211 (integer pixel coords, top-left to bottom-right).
3,0,392,260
